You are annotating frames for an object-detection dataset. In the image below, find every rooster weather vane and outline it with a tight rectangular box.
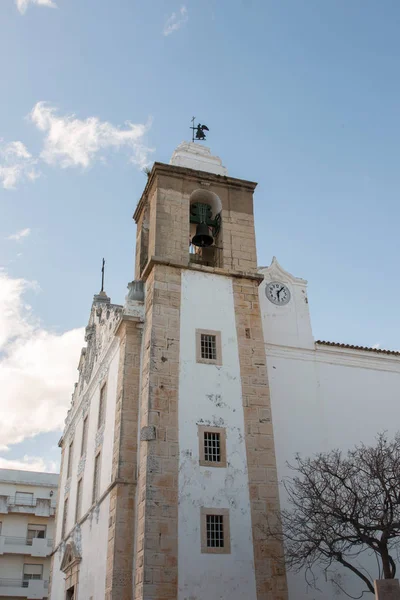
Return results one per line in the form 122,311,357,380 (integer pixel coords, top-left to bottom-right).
191,117,209,142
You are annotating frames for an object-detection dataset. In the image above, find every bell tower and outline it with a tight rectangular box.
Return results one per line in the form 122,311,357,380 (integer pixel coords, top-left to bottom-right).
49,140,287,600
132,141,287,600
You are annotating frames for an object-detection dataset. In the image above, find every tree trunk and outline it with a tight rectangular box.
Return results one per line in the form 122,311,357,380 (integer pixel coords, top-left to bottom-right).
381,546,393,579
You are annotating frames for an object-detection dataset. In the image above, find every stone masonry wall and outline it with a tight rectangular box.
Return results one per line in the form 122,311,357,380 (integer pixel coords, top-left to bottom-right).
105,318,142,600
233,277,288,600
134,264,181,600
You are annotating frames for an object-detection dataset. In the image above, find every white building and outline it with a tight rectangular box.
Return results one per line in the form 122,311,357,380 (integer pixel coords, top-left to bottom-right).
50,142,287,600
0,469,58,600
259,257,400,599
50,142,399,600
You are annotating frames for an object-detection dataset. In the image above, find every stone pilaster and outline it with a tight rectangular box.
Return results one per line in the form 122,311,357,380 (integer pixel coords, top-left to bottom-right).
233,277,288,600
105,318,143,600
134,264,181,600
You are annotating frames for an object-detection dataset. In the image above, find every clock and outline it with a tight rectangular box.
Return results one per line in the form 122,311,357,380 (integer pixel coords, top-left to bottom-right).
265,281,291,306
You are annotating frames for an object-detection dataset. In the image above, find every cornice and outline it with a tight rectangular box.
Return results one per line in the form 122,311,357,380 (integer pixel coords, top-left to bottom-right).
265,342,400,373
133,161,258,223
141,255,264,284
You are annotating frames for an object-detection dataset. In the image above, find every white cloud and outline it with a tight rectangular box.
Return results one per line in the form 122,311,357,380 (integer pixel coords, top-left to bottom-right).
0,140,40,190
372,343,381,349
6,228,31,242
0,270,84,450
163,5,188,36
15,0,57,16
0,455,59,473
30,102,153,170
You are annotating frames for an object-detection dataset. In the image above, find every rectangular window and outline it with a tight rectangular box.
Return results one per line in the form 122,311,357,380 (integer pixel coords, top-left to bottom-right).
75,478,83,522
201,334,217,360
198,426,227,468
98,384,107,429
196,329,222,365
207,514,224,547
62,498,68,538
26,524,46,545
15,492,34,506
81,416,88,456
67,440,74,479
200,508,230,554
92,452,101,504
23,563,43,585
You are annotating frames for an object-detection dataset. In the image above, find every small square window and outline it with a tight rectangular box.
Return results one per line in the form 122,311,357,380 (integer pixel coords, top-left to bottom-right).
200,508,230,554
196,329,222,365
198,426,227,468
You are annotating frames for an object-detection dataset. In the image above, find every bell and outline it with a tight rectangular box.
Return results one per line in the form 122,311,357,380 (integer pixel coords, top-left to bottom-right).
192,223,214,248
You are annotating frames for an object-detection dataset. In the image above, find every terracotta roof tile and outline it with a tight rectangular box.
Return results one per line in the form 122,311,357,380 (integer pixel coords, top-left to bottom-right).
316,340,400,357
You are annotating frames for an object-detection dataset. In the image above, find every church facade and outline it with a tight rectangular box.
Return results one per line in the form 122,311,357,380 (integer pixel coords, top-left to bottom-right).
259,258,400,599
49,143,288,600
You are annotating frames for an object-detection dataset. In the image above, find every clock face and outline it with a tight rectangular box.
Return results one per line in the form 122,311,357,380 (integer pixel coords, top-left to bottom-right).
265,281,291,306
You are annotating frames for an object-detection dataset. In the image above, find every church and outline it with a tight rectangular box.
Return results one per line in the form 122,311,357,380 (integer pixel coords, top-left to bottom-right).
49,142,400,600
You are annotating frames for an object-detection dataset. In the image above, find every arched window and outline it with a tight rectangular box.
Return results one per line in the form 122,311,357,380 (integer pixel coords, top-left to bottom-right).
189,189,222,268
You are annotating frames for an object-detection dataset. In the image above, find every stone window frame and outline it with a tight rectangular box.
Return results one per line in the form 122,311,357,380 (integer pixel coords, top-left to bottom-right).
81,415,89,457
98,382,107,430
198,425,227,468
196,329,222,366
75,477,83,523
200,507,231,554
92,451,101,505
61,496,69,539
67,439,74,479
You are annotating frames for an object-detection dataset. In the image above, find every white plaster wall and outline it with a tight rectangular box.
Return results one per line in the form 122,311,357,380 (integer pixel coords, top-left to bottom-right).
259,259,314,350
51,342,120,599
55,343,120,543
258,261,400,599
178,270,257,600
0,513,54,539
51,481,111,600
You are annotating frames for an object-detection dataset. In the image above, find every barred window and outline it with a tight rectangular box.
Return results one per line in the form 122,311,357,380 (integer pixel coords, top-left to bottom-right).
201,508,230,554
207,514,224,548
199,426,226,468
196,329,222,365
204,431,221,463
201,334,216,360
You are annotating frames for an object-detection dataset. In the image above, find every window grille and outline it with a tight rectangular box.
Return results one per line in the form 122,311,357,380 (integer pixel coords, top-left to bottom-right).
201,334,217,361
204,431,221,463
206,514,224,548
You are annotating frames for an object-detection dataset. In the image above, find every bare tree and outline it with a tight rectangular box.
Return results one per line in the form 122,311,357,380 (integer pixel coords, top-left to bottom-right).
275,433,400,596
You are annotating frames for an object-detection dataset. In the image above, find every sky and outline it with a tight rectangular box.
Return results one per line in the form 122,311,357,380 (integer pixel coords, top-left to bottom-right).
1,0,400,472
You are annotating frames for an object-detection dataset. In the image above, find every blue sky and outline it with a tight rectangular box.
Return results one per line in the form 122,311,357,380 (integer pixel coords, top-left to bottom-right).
1,0,400,471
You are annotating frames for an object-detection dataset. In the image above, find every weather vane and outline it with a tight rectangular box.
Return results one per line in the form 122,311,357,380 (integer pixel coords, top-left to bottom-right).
101,258,105,293
191,117,209,142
